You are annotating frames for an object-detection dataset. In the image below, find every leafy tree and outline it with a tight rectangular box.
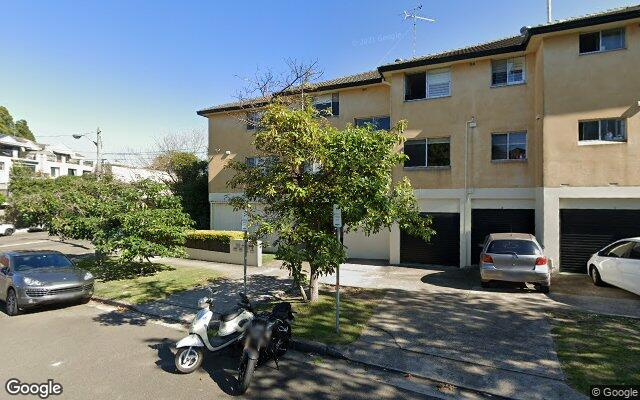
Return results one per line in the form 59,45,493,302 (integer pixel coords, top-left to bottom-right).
0,106,16,135
8,171,193,266
151,151,210,229
14,119,36,141
227,101,433,301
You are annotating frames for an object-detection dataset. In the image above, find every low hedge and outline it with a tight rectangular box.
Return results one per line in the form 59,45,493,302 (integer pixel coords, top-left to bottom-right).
185,230,245,253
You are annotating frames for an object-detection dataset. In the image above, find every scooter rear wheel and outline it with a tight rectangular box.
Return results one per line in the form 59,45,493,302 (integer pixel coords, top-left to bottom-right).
175,347,204,373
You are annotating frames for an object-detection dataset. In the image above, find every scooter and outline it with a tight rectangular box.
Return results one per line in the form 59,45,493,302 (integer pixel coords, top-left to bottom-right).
175,289,254,373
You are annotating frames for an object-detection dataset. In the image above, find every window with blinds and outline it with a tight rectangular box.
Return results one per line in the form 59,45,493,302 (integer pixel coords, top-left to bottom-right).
492,57,525,86
427,69,451,98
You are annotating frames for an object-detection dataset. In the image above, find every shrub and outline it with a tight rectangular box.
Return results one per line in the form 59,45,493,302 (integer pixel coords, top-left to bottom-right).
185,230,245,253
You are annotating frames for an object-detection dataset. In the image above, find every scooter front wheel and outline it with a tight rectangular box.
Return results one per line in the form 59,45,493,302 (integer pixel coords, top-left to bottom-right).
175,347,204,373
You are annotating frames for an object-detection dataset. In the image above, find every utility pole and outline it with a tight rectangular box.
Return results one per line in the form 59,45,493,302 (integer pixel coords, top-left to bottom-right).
95,127,102,176
547,0,552,23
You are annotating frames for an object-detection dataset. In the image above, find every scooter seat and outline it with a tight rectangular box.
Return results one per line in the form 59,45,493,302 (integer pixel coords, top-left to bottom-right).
220,308,243,322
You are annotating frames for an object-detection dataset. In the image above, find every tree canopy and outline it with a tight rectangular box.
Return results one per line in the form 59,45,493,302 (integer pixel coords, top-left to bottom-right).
0,106,37,141
8,168,193,264
227,100,433,301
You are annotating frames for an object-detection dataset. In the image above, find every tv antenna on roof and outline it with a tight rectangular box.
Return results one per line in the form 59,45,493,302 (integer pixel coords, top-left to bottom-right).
401,4,436,57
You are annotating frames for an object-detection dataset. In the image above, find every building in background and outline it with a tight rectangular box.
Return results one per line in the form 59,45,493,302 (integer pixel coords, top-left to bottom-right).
0,134,94,194
104,163,170,183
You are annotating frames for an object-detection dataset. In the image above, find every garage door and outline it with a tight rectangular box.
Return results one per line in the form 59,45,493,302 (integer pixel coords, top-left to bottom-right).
560,209,640,273
400,212,460,267
471,209,536,264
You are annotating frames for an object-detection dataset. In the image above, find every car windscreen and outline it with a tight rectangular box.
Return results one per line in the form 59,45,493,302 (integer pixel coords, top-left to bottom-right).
487,240,540,256
13,253,73,271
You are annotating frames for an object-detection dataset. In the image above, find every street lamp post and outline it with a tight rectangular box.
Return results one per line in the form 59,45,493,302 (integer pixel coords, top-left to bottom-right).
73,127,102,175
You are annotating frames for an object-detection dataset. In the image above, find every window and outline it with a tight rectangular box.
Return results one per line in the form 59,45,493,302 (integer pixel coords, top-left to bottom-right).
491,57,525,86
354,116,391,130
427,69,451,98
491,132,527,161
405,69,451,100
627,243,640,260
246,156,276,172
50,167,59,177
246,111,262,130
604,241,634,258
313,93,339,116
405,72,426,100
404,137,450,167
487,240,541,255
579,28,625,54
68,168,76,176
579,119,626,142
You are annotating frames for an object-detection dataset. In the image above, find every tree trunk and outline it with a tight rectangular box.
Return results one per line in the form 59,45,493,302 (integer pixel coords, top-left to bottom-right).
309,264,319,302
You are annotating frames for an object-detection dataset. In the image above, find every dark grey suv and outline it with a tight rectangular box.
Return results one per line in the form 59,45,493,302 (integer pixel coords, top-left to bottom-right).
0,251,94,316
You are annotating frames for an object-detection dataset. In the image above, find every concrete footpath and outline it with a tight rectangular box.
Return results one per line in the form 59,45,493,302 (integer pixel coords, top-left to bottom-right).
94,257,640,400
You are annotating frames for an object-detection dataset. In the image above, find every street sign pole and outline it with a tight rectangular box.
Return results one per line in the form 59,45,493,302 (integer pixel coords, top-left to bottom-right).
332,204,342,334
241,211,249,295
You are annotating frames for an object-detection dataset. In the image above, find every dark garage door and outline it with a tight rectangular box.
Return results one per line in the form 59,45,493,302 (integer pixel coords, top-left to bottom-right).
560,209,640,273
400,212,460,267
471,209,536,264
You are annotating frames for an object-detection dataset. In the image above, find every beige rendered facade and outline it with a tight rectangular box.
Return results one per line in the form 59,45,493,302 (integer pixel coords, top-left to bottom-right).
199,6,640,272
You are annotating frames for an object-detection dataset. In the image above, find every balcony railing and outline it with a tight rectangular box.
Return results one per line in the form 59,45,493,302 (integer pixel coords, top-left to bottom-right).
67,158,80,165
83,160,94,167
17,152,37,160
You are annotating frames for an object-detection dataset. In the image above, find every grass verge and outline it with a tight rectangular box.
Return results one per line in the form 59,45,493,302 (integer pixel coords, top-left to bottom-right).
264,286,385,345
549,309,640,394
77,259,220,304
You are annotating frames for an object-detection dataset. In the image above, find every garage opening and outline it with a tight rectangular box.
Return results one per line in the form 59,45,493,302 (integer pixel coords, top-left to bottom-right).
400,212,460,267
560,209,640,273
471,209,536,265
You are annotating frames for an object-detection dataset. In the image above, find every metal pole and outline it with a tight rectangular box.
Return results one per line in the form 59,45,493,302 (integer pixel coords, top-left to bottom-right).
547,0,552,23
335,227,340,334
243,231,248,294
95,127,102,176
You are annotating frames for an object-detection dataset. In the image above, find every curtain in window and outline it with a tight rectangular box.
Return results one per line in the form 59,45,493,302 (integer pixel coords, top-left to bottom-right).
492,60,508,86
427,69,451,98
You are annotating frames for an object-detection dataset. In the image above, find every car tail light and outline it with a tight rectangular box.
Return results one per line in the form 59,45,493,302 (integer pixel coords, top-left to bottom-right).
482,254,493,264
535,257,548,266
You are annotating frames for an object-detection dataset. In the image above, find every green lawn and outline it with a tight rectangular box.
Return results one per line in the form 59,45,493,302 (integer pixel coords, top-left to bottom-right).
549,310,640,394
262,253,278,265
282,287,385,345
78,259,221,305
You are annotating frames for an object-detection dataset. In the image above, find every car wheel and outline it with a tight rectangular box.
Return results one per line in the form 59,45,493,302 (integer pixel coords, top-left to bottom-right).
5,288,20,316
536,284,550,294
4,228,13,236
590,266,604,287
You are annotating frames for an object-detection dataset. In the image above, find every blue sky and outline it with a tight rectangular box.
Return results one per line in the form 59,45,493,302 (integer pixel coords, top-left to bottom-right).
0,0,636,161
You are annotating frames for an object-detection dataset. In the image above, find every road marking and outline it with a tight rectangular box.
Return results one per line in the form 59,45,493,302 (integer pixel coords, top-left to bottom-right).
0,240,50,248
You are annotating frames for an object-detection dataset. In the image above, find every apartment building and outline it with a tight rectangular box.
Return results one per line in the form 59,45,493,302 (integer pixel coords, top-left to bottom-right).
198,5,640,273
0,134,94,194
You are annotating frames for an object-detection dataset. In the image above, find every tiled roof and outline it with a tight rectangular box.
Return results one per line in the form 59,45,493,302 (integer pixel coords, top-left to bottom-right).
197,70,381,115
200,4,640,115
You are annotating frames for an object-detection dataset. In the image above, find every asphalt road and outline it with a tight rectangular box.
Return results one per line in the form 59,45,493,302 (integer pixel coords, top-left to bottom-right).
0,231,92,256
0,232,475,399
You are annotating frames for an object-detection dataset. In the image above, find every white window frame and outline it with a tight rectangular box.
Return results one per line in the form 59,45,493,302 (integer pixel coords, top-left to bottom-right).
491,131,528,161
313,93,339,116
246,111,263,131
491,56,526,87
426,68,451,99
578,119,627,143
579,28,626,55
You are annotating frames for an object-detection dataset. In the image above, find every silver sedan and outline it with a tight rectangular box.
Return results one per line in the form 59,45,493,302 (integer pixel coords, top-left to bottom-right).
0,250,94,316
479,233,551,293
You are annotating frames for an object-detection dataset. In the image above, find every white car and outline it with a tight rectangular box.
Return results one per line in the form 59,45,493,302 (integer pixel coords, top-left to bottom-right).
587,238,640,296
0,224,14,236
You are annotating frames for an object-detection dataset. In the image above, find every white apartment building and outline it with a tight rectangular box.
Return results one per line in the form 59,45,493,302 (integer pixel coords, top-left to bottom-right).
0,134,94,194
